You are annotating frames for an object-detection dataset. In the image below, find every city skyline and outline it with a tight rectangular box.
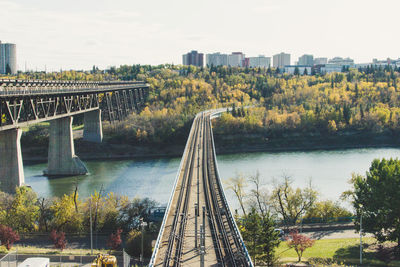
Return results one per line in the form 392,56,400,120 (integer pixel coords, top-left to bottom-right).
1,0,399,71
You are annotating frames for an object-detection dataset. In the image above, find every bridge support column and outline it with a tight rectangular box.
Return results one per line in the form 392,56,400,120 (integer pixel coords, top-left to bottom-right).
0,128,25,193
83,110,103,143
44,116,88,176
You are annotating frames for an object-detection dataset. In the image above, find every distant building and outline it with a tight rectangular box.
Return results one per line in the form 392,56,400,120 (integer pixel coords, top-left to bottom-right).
313,57,328,65
273,52,290,68
0,41,17,74
320,64,343,73
328,57,354,66
182,50,204,67
248,55,271,68
206,52,228,66
298,54,314,66
228,52,245,67
284,65,312,75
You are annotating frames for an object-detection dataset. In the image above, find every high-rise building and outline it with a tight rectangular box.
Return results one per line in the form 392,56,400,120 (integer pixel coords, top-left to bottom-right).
182,50,204,67
0,41,17,74
298,54,314,66
248,55,271,68
206,53,228,66
273,52,290,68
228,52,245,67
313,57,328,65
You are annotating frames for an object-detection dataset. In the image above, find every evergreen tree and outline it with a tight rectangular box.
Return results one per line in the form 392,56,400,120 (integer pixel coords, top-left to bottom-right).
5,64,11,75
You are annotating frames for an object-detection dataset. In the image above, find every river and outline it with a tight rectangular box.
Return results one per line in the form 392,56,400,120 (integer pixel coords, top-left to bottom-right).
24,148,400,211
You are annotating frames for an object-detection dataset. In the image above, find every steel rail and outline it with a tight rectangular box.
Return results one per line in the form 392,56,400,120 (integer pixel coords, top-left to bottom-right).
163,117,200,266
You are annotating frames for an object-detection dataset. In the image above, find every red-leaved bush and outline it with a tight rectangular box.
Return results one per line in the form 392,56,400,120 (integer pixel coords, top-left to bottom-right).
50,230,67,251
107,228,123,251
0,225,20,250
286,230,315,262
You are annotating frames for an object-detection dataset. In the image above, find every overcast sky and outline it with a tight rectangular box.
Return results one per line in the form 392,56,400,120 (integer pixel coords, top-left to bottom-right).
0,0,399,71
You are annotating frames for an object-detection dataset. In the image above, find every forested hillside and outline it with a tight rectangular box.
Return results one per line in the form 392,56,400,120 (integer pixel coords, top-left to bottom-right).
9,64,400,150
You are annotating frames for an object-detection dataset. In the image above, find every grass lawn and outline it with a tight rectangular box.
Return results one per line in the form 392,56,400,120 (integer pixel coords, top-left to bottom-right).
0,245,108,256
277,237,400,266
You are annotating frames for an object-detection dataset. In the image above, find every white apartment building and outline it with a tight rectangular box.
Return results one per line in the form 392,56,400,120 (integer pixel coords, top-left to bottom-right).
206,53,228,66
314,57,328,65
273,52,290,68
248,55,271,68
228,52,245,67
298,54,314,66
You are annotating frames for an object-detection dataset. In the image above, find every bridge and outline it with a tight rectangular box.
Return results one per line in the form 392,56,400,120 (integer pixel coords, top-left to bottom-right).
150,111,253,267
0,79,149,194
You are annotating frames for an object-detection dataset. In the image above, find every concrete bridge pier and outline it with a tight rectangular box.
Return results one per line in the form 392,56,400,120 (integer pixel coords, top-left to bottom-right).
0,128,25,193
83,109,103,143
44,116,88,176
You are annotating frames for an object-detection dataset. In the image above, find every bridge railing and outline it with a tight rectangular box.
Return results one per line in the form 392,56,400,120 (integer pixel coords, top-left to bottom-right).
209,109,254,266
148,113,201,267
0,83,148,96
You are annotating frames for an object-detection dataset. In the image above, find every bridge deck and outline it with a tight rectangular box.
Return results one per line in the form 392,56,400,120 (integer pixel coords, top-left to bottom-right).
150,112,252,267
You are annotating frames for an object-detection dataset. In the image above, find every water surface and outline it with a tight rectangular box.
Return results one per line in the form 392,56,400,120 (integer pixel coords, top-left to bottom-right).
25,148,400,211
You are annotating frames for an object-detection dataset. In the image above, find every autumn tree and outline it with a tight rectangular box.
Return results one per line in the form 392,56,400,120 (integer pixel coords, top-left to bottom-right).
286,230,315,262
50,230,67,251
271,176,318,228
0,225,20,250
107,228,123,251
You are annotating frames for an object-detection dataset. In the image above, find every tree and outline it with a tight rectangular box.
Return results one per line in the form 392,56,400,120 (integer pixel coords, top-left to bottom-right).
271,176,318,228
286,230,315,262
107,228,123,251
0,225,20,250
304,200,352,222
348,158,400,248
225,174,247,216
294,67,300,76
1,186,39,232
50,230,67,251
5,64,11,75
239,208,280,266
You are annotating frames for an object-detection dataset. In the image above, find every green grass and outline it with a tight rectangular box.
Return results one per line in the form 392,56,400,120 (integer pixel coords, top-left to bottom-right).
277,237,400,266
2,245,108,256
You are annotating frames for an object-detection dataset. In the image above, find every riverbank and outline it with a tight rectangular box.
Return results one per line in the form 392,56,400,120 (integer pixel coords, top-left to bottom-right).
21,130,400,164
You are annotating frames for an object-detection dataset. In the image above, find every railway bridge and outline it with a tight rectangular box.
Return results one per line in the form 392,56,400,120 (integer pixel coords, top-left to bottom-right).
150,110,253,267
0,79,149,194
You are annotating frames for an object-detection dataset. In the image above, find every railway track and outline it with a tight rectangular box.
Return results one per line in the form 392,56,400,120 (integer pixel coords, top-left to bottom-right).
150,111,252,267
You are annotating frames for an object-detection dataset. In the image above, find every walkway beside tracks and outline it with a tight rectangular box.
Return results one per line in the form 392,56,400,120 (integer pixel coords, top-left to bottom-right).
150,111,252,267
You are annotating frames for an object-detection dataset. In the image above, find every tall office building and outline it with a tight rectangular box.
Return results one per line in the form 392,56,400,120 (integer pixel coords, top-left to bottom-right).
0,41,17,74
228,52,245,67
298,54,314,66
248,55,271,68
273,52,291,68
206,53,228,66
182,50,204,67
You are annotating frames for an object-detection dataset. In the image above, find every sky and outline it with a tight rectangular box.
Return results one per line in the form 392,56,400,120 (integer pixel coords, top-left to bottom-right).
0,0,399,71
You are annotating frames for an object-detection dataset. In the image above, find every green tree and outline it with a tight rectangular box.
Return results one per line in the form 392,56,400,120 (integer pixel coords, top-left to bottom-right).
5,64,11,75
304,200,352,222
348,158,400,248
0,187,39,232
294,67,300,76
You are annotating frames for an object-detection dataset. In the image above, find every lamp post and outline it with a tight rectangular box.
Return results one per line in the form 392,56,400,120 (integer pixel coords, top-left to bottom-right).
140,219,147,263
359,204,363,265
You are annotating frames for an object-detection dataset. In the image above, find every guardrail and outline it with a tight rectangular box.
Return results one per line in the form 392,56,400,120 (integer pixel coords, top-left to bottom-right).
148,113,200,267
0,83,148,96
209,109,253,266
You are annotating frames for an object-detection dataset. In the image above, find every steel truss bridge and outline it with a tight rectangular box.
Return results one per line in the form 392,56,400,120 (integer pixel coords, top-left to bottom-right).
0,79,149,194
0,79,149,131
